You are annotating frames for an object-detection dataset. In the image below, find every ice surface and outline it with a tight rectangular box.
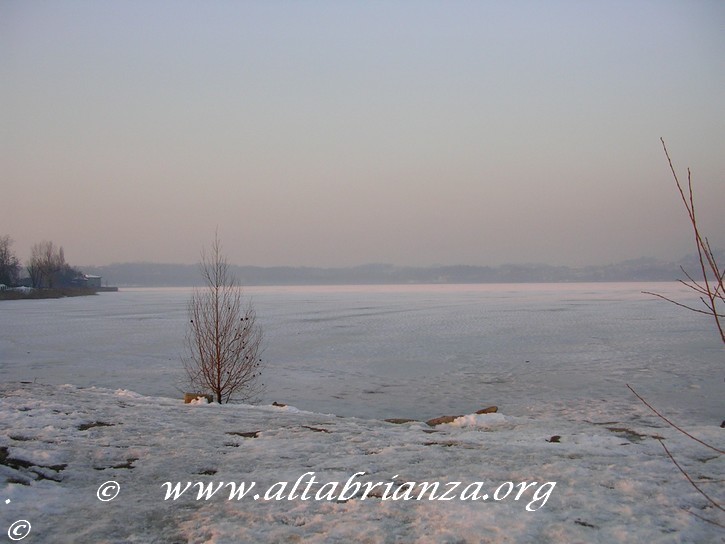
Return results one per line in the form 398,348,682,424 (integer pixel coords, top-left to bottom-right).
0,283,721,424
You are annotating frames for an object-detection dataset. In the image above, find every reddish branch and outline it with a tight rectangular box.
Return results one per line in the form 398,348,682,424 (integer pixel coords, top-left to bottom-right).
652,138,725,344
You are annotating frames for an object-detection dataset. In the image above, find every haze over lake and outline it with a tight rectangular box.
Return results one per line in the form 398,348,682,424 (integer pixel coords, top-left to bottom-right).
3,2,724,269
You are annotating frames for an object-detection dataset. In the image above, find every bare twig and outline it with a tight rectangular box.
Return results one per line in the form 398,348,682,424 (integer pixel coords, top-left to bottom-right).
626,384,724,454
681,507,725,530
658,438,724,513
641,292,723,317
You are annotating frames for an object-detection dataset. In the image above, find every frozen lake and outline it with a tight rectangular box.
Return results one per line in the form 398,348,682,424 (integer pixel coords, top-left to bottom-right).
0,283,722,424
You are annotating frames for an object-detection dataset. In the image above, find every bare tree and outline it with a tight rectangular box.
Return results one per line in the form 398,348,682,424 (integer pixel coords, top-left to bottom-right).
27,241,67,289
183,234,264,403
0,236,21,286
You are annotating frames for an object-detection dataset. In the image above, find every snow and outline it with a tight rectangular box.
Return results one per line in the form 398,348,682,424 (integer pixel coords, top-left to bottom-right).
3,286,33,293
1,382,722,543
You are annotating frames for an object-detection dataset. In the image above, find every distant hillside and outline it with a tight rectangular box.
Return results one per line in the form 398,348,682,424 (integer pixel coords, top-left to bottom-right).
79,254,718,287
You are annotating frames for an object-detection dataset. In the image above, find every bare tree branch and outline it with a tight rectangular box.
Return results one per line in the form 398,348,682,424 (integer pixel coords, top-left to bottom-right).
636,141,724,529
650,139,725,344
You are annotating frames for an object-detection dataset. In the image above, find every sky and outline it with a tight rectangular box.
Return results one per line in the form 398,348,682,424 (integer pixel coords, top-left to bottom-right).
1,1,723,268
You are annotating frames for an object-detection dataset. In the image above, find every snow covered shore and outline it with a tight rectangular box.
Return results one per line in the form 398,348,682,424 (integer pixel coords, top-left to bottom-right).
1,382,722,543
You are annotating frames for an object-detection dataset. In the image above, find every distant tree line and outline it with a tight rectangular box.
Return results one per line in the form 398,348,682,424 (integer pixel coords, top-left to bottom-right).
0,236,85,289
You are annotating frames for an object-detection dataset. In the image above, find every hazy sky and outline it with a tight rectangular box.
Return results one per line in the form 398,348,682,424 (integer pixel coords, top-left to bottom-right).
2,1,723,268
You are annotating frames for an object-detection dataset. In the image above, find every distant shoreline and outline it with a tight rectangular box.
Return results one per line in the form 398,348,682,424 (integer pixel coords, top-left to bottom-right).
0,287,117,300
79,255,720,288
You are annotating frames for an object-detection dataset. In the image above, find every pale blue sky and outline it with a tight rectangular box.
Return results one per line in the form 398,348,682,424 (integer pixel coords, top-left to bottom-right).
2,1,723,267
